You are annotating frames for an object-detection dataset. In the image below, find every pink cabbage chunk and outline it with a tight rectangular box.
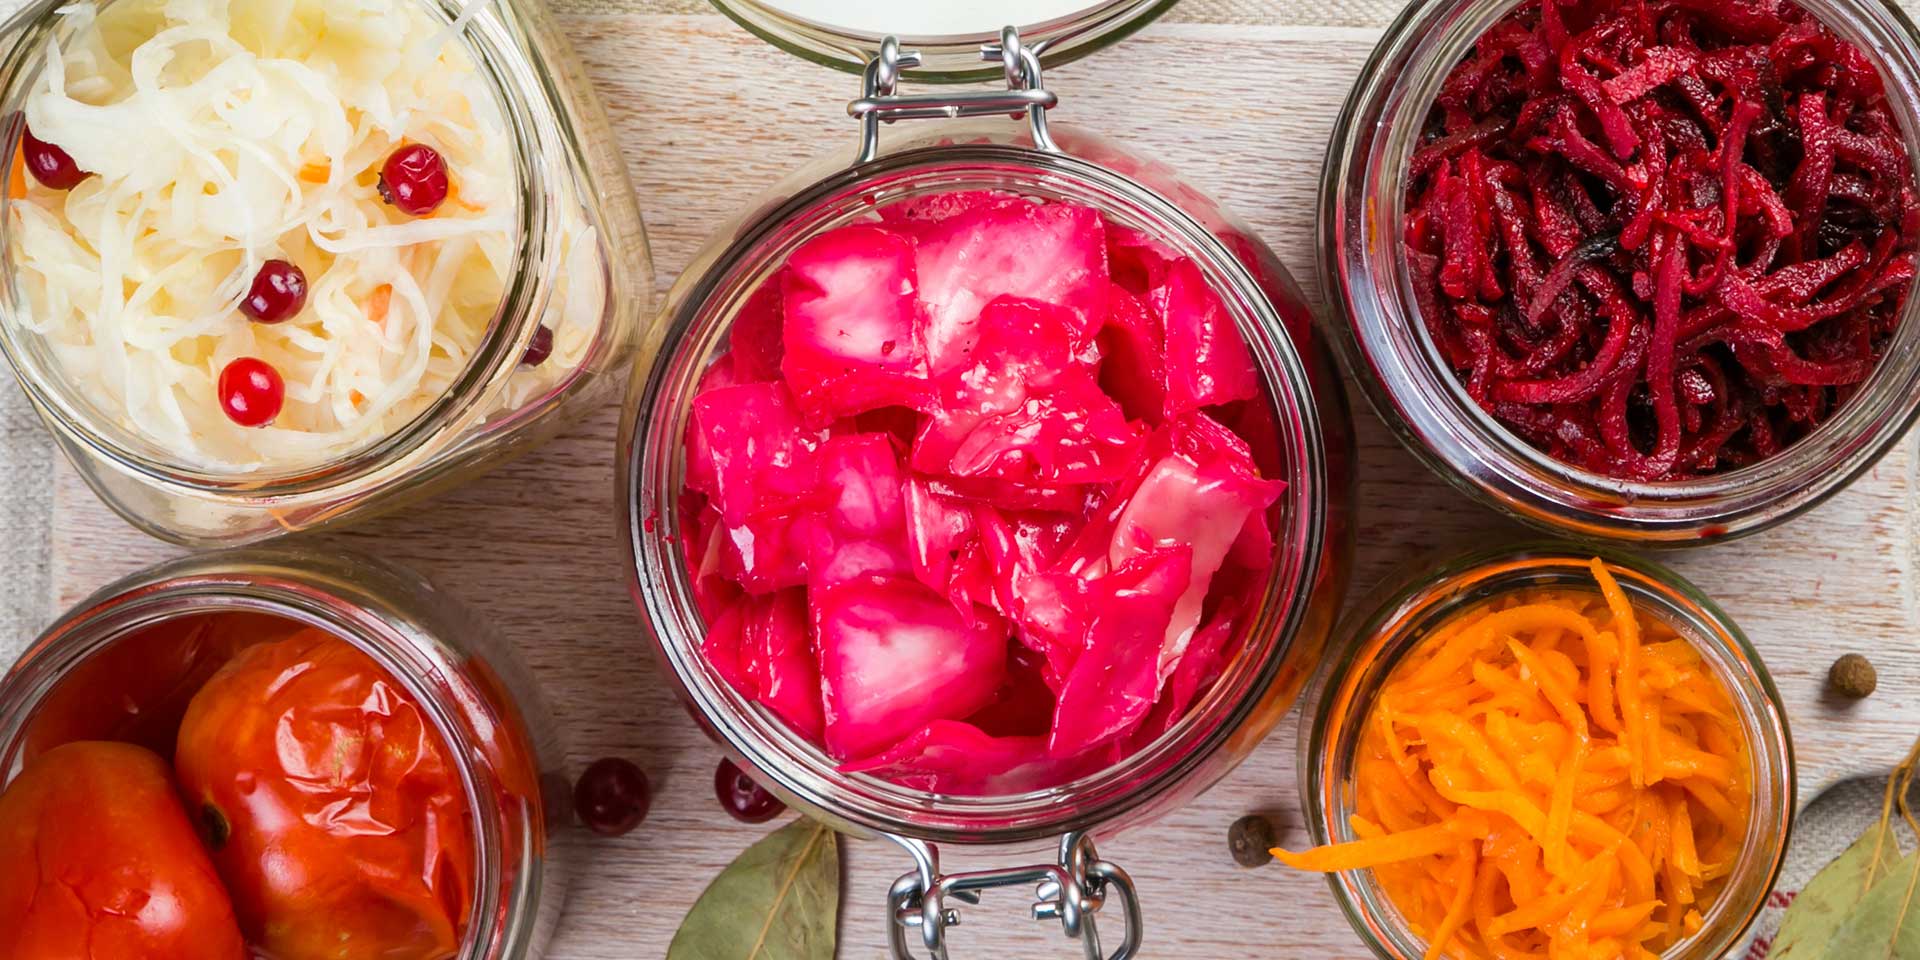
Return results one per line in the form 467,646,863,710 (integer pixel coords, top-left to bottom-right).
841,720,1099,795
781,225,929,422
915,201,1109,371
815,576,1009,759
674,190,1287,794
913,296,1141,485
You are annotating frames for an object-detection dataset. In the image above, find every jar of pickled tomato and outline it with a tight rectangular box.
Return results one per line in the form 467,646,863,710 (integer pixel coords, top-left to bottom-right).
0,548,565,960
1320,0,1920,545
1299,545,1792,960
0,0,651,546
619,19,1355,959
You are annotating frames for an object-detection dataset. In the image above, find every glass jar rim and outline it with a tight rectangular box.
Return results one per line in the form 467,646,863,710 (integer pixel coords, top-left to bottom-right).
1318,0,1920,544
0,552,528,960
1299,542,1795,960
707,0,1178,82
0,0,564,500
622,126,1338,844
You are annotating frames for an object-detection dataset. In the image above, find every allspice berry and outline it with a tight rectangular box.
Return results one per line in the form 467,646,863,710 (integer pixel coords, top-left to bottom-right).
1228,814,1278,868
1828,653,1877,699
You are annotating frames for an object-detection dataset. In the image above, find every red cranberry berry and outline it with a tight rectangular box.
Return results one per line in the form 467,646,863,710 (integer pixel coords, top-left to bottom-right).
21,127,87,191
218,357,284,427
573,757,651,837
377,144,450,217
521,325,554,367
714,758,784,824
240,260,308,324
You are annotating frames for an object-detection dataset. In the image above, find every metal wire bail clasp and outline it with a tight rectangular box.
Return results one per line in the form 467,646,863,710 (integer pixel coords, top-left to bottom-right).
885,831,1142,960
849,26,1060,165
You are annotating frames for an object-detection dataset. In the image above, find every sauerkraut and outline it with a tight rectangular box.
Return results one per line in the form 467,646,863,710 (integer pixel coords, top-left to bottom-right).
7,0,601,472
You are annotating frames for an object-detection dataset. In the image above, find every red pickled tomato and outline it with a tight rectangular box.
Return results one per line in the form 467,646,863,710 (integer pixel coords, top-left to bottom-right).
714,758,785,824
378,144,450,217
174,629,474,960
0,742,248,960
574,757,651,837
217,357,284,427
20,127,87,190
240,259,307,324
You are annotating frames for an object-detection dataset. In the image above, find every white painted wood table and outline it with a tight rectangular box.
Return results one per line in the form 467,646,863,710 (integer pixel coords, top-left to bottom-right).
40,12,1920,960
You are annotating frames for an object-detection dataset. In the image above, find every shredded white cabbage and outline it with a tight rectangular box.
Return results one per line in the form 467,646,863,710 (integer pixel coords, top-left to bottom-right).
8,0,600,472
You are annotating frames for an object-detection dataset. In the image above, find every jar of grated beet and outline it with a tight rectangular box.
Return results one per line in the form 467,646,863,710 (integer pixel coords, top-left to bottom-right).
1321,0,1920,544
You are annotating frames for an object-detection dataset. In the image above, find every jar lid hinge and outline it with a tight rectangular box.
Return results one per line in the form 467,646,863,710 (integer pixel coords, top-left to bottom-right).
849,27,1060,165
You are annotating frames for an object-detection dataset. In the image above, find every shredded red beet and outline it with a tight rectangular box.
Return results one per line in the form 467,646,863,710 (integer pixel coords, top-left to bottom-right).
1407,0,1919,481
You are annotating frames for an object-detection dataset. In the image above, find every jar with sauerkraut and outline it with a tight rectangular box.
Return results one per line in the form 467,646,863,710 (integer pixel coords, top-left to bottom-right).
0,0,650,545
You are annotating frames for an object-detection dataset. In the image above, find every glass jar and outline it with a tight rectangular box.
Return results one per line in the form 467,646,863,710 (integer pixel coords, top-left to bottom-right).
1300,544,1794,960
619,33,1354,959
708,0,1176,80
0,547,567,960
1319,0,1920,545
0,0,652,546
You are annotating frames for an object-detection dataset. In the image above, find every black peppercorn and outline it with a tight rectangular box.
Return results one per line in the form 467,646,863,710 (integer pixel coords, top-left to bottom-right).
1228,814,1278,868
1828,653,1877,699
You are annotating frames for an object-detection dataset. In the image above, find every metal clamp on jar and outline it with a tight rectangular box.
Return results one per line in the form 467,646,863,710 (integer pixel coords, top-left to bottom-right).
622,20,1355,960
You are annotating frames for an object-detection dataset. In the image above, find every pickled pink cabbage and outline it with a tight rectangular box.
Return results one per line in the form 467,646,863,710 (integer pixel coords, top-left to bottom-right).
699,589,825,739
1156,259,1261,416
803,434,912,588
915,201,1109,371
841,720,1096,795
781,225,929,422
913,296,1141,485
815,577,1007,759
1048,546,1193,757
728,275,786,384
677,191,1287,794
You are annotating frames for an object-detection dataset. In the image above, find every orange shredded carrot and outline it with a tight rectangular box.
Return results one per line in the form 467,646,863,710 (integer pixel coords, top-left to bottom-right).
1427,844,1479,960
445,176,484,214
298,161,331,183
367,284,393,327
7,150,27,200
1271,821,1469,872
1276,561,1753,959
1592,560,1646,788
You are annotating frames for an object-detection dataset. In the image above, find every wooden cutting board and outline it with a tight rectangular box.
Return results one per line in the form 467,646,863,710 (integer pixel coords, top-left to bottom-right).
40,13,1920,959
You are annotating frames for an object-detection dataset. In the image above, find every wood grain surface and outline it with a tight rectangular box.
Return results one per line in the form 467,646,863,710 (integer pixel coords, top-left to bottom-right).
39,15,1920,960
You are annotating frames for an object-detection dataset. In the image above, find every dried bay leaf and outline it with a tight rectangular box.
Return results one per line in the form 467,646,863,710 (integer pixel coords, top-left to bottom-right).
1774,735,1920,960
1824,851,1920,960
1771,822,1908,958
668,817,841,960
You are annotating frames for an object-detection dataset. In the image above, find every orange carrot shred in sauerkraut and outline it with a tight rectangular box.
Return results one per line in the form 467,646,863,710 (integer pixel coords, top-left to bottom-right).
1275,560,1752,960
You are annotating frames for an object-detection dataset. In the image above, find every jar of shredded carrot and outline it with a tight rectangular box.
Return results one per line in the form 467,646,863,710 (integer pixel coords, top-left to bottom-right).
1290,547,1792,960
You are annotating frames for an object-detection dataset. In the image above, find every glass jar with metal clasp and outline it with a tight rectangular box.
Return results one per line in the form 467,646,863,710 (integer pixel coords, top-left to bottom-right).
620,18,1356,960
